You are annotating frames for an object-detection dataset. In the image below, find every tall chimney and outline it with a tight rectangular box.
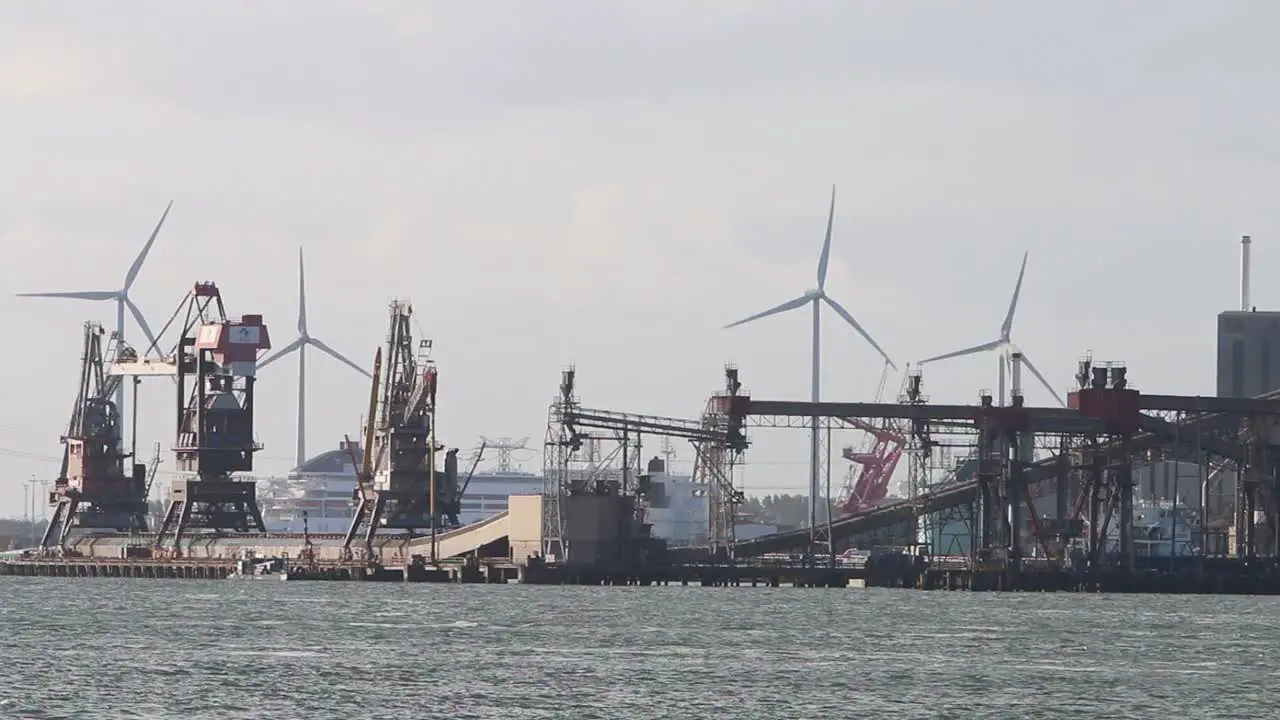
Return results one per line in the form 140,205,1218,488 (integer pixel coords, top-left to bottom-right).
1241,234,1252,311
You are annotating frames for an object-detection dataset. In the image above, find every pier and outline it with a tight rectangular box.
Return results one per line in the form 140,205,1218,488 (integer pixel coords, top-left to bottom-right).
12,550,1280,594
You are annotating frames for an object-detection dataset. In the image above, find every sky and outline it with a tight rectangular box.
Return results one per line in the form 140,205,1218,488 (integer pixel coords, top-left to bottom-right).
1,1,1277,518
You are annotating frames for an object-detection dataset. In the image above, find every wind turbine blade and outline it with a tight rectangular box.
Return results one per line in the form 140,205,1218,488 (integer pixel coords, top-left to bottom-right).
16,290,117,301
124,200,173,290
1000,251,1028,339
817,184,835,290
310,338,373,378
123,296,160,355
919,339,1002,365
258,336,306,370
723,294,810,329
822,295,897,370
297,247,308,335
1019,352,1065,407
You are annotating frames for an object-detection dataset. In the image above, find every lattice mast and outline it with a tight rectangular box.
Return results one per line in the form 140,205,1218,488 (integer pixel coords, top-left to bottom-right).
693,365,747,555
41,322,149,552
541,367,578,561
897,367,932,500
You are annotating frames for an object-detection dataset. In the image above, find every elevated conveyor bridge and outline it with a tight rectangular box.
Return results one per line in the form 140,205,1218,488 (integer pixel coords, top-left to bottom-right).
677,383,1280,560
66,511,511,565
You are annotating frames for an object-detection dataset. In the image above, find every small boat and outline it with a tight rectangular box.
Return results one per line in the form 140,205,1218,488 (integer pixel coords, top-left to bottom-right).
227,556,285,579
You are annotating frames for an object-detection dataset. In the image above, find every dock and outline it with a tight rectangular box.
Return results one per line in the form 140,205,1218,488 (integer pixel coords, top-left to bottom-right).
0,555,863,587
9,551,1280,593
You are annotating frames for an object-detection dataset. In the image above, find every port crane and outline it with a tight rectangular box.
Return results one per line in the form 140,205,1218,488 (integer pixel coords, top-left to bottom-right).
835,363,906,517
41,322,150,553
103,282,272,552
342,301,460,561
837,418,906,515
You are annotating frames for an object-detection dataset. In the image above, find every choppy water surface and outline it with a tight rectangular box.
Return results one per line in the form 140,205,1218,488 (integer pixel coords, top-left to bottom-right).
0,579,1276,719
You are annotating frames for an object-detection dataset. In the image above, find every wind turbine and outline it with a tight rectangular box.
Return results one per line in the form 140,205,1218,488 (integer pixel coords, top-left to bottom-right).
258,248,371,469
918,251,1065,406
17,201,173,418
724,185,896,534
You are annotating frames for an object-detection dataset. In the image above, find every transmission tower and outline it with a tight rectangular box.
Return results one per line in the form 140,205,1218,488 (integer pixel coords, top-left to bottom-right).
479,436,530,473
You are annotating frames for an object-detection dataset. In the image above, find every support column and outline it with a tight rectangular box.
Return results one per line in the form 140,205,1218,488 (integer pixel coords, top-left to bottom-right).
1117,449,1134,574
1087,452,1104,572
975,420,994,558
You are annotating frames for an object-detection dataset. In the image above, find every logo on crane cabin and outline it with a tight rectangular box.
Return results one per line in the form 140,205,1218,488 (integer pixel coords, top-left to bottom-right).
229,325,260,345
193,316,272,371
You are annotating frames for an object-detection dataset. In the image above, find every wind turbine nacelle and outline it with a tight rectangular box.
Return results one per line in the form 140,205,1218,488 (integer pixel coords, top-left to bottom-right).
194,315,272,377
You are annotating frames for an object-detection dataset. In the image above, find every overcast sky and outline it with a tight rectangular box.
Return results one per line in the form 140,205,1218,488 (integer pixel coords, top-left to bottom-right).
1,1,1276,518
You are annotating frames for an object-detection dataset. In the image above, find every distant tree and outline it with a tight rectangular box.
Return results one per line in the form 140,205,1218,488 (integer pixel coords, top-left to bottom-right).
740,496,765,518
741,493,831,529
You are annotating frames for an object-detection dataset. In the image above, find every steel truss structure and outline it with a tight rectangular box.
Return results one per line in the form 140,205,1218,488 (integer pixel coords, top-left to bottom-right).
836,364,908,519
542,367,743,562
342,301,455,563
716,354,1280,572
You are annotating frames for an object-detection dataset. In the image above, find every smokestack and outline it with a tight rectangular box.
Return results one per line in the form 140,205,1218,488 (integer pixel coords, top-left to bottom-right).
1009,351,1024,405
1241,234,1252,311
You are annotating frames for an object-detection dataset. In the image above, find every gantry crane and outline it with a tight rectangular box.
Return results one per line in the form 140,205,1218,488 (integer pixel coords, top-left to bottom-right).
108,282,272,552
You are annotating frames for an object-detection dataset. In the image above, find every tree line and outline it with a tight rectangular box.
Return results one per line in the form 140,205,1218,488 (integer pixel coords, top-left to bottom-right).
739,493,830,529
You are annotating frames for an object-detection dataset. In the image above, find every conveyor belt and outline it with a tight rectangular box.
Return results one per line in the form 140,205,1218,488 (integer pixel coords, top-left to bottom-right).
67,511,511,563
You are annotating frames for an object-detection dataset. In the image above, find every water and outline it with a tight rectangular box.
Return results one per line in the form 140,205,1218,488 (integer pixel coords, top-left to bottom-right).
0,578,1275,719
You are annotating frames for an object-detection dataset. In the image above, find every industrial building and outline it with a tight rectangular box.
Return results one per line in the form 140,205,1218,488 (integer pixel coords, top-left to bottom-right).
1218,235,1280,399
1217,310,1280,398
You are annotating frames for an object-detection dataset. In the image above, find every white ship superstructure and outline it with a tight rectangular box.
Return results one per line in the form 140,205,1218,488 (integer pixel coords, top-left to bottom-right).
256,441,542,533
257,441,766,545
256,442,712,540
637,456,707,547
1100,498,1200,557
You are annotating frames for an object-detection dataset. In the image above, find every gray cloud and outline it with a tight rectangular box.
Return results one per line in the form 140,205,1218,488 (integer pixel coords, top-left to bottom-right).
10,1,1269,133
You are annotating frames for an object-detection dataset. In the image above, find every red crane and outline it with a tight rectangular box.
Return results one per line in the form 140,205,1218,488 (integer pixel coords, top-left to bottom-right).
835,364,907,517
836,418,905,516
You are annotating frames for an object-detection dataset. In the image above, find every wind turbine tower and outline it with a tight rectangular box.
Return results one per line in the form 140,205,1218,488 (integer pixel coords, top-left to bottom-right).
724,186,896,540
17,201,173,423
257,248,371,469
918,251,1064,406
